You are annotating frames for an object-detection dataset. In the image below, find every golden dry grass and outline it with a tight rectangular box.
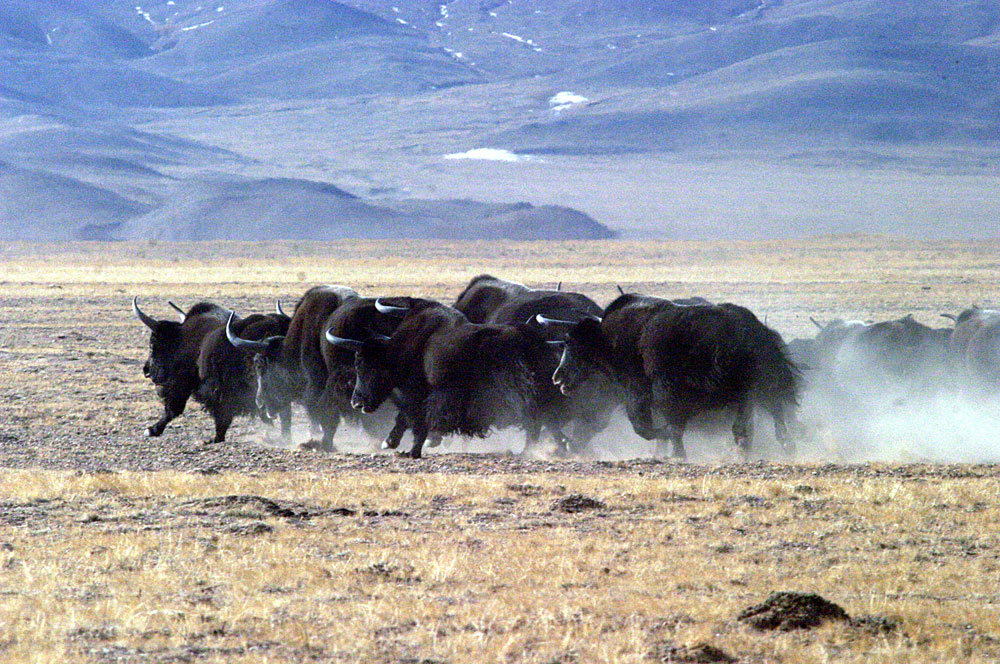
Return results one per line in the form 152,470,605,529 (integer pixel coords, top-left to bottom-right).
0,469,998,663
1,238,1000,663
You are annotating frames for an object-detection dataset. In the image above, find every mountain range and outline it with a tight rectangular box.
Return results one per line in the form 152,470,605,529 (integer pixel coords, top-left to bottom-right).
3,0,999,240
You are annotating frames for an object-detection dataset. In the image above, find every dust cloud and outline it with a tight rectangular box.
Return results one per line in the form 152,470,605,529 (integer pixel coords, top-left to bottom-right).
253,383,1000,463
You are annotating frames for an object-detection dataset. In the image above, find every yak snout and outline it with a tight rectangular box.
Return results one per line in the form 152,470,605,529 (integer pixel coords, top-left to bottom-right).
350,391,378,414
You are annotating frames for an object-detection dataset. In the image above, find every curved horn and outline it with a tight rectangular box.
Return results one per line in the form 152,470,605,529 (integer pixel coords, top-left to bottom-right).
324,328,365,352
556,281,562,291
276,300,287,317
617,284,625,296
535,313,577,328
940,313,957,321
225,312,269,352
809,316,824,330
132,296,158,330
167,301,186,322
375,298,409,317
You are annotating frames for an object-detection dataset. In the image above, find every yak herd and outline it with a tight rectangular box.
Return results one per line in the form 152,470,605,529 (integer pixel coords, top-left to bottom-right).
131,275,1000,460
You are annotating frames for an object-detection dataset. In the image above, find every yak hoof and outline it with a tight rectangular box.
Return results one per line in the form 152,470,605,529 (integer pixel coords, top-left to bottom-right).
145,427,160,438
381,437,400,450
396,449,421,460
300,440,336,453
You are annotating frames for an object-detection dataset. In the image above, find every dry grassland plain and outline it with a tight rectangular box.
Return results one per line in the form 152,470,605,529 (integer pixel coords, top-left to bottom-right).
1,238,999,663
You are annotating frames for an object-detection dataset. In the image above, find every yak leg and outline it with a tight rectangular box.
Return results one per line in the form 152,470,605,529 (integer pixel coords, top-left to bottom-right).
662,417,688,460
147,392,187,437
278,404,292,441
765,402,796,458
732,398,753,459
319,416,339,452
405,422,429,460
519,421,544,457
301,398,339,452
209,410,233,444
625,390,661,441
382,412,408,449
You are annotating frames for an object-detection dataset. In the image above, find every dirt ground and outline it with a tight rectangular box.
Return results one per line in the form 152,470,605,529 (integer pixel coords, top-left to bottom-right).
1,238,999,662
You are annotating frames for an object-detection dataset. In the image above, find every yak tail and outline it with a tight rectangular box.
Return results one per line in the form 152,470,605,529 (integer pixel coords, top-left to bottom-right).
752,333,802,412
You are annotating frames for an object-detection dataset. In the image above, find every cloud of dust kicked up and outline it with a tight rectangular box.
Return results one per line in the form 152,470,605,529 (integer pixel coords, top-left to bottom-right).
255,376,1000,464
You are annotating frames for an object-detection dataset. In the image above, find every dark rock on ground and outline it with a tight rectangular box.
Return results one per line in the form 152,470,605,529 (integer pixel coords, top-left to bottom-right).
551,494,606,513
737,591,849,631
850,614,901,634
652,641,736,663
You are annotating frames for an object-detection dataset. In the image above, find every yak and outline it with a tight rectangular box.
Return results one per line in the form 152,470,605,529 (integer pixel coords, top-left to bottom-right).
944,306,1000,395
197,310,290,442
806,314,952,402
541,294,799,459
327,298,570,459
309,297,408,448
133,297,289,442
485,290,612,453
225,285,358,451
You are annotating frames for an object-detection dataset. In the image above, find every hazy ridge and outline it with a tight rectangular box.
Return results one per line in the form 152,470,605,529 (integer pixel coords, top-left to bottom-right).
2,0,999,240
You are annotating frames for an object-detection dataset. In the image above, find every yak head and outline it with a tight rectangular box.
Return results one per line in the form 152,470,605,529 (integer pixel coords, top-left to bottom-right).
224,313,290,420
537,314,606,395
325,328,395,414
133,297,185,385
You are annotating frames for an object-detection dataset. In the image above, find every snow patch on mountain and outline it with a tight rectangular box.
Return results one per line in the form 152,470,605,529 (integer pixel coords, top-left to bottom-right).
444,148,535,162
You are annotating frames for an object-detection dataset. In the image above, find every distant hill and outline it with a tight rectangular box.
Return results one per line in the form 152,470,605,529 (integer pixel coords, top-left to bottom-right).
2,0,1000,239
0,160,151,240
118,176,615,241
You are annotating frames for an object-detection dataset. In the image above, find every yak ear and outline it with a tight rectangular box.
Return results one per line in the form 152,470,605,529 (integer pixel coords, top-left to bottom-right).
364,326,392,343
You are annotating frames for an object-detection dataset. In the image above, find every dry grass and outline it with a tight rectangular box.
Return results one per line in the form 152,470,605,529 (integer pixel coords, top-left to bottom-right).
0,470,998,663
2,238,1000,662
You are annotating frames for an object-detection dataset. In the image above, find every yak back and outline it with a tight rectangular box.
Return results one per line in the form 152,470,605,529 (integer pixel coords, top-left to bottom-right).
854,314,951,379
599,295,674,376
639,304,757,395
950,307,1000,387
423,323,546,388
283,285,358,386
488,291,603,329
185,301,230,322
389,301,467,383
454,274,530,323
951,307,1000,354
608,298,797,406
